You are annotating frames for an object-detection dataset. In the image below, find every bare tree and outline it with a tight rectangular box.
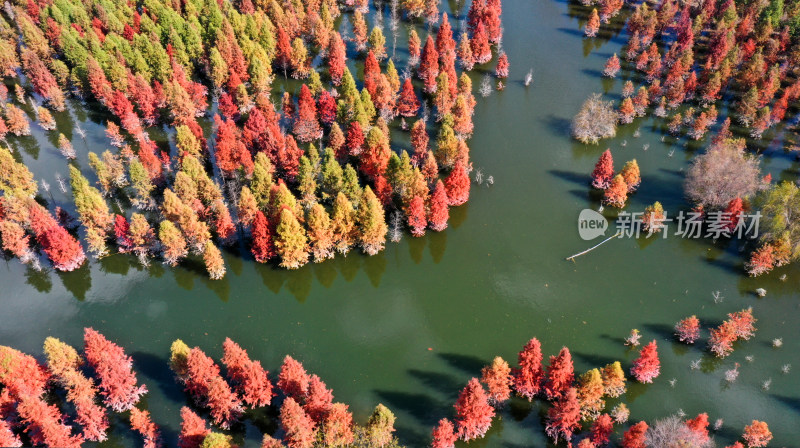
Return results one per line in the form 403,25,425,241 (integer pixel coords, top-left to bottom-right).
684,139,762,209
646,415,716,448
572,93,617,144
524,69,533,86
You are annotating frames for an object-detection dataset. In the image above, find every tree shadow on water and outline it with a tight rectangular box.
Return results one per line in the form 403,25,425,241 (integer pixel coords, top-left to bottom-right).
173,264,196,291
408,235,426,264
256,262,287,294
642,323,678,342
407,369,465,402
130,351,186,404
58,262,91,301
450,203,468,229
337,253,362,282
312,260,338,288
200,272,231,302
437,352,486,375
25,265,53,293
284,264,313,302
543,114,573,137
548,169,589,188
571,351,618,370
374,390,447,445
771,394,800,414
428,231,447,264
363,250,387,288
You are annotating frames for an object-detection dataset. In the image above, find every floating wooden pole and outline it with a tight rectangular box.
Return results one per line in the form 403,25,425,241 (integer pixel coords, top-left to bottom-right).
566,231,622,261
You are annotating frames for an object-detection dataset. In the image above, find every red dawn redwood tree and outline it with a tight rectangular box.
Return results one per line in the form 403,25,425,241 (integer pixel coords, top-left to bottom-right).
431,418,457,448
620,160,641,192
428,180,450,232
591,149,614,189
0,220,33,263
304,375,334,422
513,337,544,401
251,211,276,263
328,33,347,85
293,85,323,143
43,337,109,442
178,407,210,448
481,357,513,405
0,420,20,447
222,338,273,407
29,204,86,272
281,397,317,448
279,136,303,182
723,198,744,232
322,402,354,446
184,347,243,428
742,420,772,447
362,127,392,180
619,98,635,124
346,121,365,156
545,387,581,445
115,215,133,252
407,195,427,236
495,53,509,79
467,0,486,32
215,115,252,177
418,36,439,93
622,421,648,448
709,321,738,358
544,347,574,401
408,29,422,65
411,120,430,164
317,91,337,126
675,316,701,344
746,244,775,276
685,413,710,443
585,9,600,37
278,355,310,399
436,13,456,56
454,378,495,441
729,308,756,340
16,396,84,447
83,328,147,412
603,175,628,208
590,413,613,446
630,340,660,383
130,408,160,448
471,23,492,65
445,161,470,206
603,54,621,77
396,78,420,117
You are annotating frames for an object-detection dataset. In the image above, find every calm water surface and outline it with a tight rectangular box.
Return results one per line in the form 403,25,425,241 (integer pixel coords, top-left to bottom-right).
1,0,799,446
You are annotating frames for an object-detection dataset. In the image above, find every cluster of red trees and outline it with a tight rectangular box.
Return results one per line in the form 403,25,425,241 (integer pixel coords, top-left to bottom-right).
0,157,87,271
594,0,800,141
0,332,402,448
429,336,663,447
0,0,509,276
0,331,777,447
589,149,641,208
708,308,757,358
674,308,757,360
170,339,401,448
0,329,146,447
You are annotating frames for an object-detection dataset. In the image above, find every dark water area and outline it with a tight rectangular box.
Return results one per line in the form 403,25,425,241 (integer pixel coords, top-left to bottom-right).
1,0,800,446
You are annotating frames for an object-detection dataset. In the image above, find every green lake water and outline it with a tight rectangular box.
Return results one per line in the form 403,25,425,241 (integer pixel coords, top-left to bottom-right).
1,0,800,446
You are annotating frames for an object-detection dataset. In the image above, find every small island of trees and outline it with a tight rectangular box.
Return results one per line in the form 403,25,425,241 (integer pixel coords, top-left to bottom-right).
0,0,510,279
